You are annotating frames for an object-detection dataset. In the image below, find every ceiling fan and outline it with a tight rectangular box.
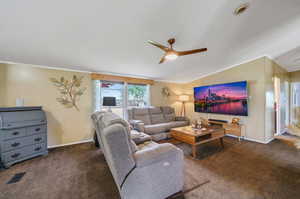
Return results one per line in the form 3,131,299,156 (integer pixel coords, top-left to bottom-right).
148,38,207,64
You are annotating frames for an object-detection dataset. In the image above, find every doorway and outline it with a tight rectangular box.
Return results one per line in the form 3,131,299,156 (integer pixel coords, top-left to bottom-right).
274,77,280,135
274,77,290,135
291,82,300,125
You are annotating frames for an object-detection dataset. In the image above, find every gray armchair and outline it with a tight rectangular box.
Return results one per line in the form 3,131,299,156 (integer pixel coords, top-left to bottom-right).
91,111,184,199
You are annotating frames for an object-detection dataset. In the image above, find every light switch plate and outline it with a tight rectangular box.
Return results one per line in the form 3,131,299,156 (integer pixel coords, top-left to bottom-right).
16,98,24,107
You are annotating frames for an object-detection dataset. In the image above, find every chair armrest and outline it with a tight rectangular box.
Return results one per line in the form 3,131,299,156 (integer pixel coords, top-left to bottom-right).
129,120,143,125
131,130,152,144
175,116,189,121
129,120,145,132
134,143,183,168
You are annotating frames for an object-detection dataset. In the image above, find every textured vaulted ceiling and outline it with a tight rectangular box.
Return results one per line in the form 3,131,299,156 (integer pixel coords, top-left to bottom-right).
1,0,300,82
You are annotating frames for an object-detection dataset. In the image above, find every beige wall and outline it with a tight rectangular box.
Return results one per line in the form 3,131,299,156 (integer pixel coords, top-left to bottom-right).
187,58,267,142
151,81,185,115
0,65,6,106
290,70,300,82
0,63,93,147
151,57,289,143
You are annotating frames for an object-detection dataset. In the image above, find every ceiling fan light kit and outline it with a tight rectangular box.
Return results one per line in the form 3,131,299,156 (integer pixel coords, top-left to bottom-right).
165,52,178,60
148,38,207,64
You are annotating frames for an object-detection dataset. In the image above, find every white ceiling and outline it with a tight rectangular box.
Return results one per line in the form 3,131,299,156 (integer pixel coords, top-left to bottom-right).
1,0,300,82
274,47,300,72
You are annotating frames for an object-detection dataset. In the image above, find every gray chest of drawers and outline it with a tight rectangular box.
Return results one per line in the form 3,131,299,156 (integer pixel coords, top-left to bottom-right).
0,107,48,168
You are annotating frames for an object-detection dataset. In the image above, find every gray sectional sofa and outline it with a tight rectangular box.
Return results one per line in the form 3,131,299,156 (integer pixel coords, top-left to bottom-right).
128,106,190,141
91,111,184,199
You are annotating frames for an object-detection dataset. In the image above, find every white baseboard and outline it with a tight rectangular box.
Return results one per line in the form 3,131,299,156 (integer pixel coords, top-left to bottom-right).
264,137,275,144
243,137,274,144
226,134,239,139
226,134,274,144
48,139,94,149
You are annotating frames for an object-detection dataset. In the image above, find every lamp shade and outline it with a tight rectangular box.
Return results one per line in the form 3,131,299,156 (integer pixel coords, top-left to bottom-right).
179,95,189,102
103,97,116,106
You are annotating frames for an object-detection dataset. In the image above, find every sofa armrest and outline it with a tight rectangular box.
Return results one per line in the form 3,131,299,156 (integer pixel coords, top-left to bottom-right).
129,120,145,132
134,143,183,168
175,116,189,121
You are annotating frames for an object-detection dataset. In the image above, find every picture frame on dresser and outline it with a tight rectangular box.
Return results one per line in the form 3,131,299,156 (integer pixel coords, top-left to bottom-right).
0,106,48,168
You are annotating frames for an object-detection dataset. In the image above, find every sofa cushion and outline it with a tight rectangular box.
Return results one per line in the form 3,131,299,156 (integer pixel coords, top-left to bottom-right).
134,143,180,168
100,112,131,131
165,121,189,131
144,123,168,135
149,107,163,114
161,106,176,122
149,107,165,124
137,141,159,151
150,132,169,142
132,108,151,125
133,107,149,115
127,108,134,120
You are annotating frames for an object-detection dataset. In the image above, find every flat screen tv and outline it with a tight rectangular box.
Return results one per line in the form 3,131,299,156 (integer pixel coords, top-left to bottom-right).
194,81,248,116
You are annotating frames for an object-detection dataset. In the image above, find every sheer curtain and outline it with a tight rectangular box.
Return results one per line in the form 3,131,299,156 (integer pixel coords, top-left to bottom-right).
92,80,101,112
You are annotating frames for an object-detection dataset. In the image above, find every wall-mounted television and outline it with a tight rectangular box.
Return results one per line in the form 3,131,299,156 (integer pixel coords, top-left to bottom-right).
194,81,248,116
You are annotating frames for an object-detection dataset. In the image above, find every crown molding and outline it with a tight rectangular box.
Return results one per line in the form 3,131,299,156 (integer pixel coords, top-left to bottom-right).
1,55,275,84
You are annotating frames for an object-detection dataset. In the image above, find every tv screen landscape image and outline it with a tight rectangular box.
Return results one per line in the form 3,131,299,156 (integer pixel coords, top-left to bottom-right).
194,81,248,116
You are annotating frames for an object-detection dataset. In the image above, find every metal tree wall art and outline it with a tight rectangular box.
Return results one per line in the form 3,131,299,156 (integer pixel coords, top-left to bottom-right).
162,87,170,98
50,75,86,111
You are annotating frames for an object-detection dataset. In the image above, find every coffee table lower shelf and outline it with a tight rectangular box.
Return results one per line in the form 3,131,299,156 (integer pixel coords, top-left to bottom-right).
170,126,225,158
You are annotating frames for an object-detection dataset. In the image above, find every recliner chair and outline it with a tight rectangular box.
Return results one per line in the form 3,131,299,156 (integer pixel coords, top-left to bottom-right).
91,111,184,199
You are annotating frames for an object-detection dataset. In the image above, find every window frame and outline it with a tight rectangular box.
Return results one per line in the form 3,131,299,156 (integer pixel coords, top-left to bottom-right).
94,80,151,119
127,83,150,108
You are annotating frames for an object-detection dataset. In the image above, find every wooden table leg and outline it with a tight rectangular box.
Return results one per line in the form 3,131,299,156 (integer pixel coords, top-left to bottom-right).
192,145,197,158
220,137,224,148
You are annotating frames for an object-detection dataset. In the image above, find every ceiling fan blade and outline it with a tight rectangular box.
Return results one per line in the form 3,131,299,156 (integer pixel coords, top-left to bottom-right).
148,40,169,52
159,55,166,64
177,48,207,56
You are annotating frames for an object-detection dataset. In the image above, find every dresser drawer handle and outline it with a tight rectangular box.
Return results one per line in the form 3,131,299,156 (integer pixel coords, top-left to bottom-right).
35,128,41,132
12,131,19,136
34,138,42,142
11,142,20,147
11,153,20,158
34,147,42,151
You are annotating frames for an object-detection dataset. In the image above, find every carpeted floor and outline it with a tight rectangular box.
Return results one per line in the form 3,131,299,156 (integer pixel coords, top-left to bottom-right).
0,137,299,199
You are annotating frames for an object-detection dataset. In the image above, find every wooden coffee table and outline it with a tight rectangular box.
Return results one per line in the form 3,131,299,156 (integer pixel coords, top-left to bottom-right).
170,126,225,158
